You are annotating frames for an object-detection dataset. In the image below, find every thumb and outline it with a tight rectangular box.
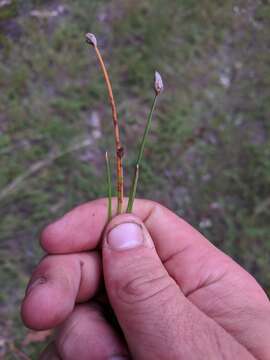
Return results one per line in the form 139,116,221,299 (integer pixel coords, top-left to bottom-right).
102,213,182,359
103,214,188,359
102,214,254,360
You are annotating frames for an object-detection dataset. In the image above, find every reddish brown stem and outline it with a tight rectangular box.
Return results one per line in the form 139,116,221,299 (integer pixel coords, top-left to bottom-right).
87,35,124,213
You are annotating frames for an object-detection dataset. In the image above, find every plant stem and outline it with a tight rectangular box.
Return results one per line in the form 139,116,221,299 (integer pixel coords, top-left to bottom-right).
86,34,124,214
127,94,158,212
105,151,112,221
127,164,139,213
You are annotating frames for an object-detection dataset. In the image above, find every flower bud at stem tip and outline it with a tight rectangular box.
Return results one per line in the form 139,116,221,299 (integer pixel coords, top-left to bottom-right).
154,71,164,95
85,33,97,47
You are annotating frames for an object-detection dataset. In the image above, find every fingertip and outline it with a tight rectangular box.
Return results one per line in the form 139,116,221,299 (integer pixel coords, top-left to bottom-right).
40,223,59,253
40,210,75,253
21,281,74,330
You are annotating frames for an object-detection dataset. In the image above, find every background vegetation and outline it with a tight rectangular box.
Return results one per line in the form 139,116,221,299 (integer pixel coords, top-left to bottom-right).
0,0,269,357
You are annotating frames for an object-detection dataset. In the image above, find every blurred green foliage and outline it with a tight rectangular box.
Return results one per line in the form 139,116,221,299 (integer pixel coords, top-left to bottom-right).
0,0,270,357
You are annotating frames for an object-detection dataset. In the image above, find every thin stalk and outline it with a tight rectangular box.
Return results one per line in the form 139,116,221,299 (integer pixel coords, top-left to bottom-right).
127,164,139,213
127,95,158,212
105,151,112,221
86,34,124,214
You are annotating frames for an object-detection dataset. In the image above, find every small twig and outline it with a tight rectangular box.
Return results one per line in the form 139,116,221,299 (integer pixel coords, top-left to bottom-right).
254,197,270,216
0,138,92,202
86,33,124,214
127,72,163,212
105,151,112,221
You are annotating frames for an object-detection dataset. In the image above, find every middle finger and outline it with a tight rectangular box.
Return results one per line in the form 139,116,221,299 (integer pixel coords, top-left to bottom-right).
21,252,102,330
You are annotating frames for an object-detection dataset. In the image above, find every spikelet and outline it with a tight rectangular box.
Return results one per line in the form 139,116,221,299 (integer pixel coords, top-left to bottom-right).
85,33,97,47
154,71,164,95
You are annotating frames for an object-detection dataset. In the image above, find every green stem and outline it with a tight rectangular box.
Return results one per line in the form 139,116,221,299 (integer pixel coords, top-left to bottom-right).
127,95,158,212
105,151,112,221
127,164,139,213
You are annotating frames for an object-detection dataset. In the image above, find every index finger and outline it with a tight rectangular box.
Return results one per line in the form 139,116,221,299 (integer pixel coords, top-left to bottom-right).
41,197,204,257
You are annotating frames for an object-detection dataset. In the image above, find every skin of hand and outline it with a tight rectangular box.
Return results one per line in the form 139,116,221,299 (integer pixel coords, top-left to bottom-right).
21,199,270,360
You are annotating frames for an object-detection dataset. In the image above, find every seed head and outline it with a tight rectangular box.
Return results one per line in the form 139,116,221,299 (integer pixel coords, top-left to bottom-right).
85,33,97,47
154,71,164,95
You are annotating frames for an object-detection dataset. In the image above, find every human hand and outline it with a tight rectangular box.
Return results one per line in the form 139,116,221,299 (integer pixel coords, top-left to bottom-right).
21,199,270,359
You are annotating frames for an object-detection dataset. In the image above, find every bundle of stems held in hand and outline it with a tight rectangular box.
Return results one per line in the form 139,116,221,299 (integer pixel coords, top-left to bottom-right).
86,33,164,219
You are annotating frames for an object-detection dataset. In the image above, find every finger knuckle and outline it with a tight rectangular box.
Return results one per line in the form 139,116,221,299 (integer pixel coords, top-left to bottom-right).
117,266,176,306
